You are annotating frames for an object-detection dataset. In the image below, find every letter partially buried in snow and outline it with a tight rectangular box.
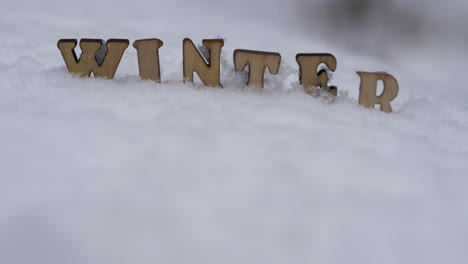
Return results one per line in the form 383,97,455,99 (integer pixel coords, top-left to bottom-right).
183,38,224,87
296,53,337,96
357,72,399,113
133,39,164,82
57,39,129,79
234,49,281,89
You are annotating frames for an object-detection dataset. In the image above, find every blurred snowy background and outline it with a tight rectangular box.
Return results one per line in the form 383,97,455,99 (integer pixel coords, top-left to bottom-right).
0,1,467,264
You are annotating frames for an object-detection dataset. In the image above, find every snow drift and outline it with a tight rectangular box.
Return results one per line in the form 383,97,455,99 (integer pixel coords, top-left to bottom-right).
0,1,467,264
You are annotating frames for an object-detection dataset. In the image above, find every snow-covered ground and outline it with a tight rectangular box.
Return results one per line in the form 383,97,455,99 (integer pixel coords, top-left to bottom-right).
1,1,467,264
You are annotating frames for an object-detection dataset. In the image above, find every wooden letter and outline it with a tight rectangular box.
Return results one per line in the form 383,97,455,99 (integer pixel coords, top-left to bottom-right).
57,39,129,79
357,72,399,113
296,53,337,96
233,50,281,89
183,38,224,87
133,39,164,82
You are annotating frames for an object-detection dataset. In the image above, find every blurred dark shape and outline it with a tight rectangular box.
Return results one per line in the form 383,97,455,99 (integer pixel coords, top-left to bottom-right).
329,0,379,25
301,0,424,57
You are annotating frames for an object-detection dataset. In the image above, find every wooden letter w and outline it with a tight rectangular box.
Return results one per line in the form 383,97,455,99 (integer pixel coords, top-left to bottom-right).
57,39,129,79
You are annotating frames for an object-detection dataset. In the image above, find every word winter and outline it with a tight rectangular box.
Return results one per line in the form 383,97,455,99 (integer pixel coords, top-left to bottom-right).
57,38,399,113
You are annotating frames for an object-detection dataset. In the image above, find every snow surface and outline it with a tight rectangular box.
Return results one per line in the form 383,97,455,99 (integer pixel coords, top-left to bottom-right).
1,1,467,264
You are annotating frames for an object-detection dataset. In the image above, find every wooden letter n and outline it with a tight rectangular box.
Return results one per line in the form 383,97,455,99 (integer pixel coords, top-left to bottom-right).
183,38,224,87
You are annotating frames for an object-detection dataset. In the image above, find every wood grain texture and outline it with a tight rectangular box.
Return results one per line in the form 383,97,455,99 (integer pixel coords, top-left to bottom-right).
357,72,399,113
57,39,129,79
133,39,163,82
296,53,337,96
183,38,224,87
233,49,281,89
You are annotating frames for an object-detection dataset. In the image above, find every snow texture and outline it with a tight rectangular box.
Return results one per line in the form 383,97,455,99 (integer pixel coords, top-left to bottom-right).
0,1,467,264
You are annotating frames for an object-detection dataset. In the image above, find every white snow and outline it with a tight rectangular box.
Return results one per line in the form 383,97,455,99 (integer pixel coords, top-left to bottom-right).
0,1,467,264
